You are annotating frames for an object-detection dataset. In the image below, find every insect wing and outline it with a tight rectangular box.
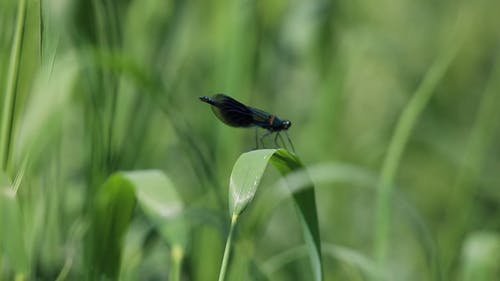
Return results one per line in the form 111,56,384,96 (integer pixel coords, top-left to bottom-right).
211,94,254,127
248,107,272,126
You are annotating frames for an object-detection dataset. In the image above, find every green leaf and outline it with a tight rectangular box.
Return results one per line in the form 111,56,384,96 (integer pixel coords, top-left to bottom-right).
0,172,29,275
270,149,323,281
88,170,187,280
461,232,500,281
87,173,137,280
122,170,188,281
123,170,187,248
227,149,323,281
229,149,276,217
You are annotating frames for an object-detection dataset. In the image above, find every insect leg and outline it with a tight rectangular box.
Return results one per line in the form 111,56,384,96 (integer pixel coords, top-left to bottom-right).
284,131,295,152
255,128,259,149
260,131,272,148
277,132,288,150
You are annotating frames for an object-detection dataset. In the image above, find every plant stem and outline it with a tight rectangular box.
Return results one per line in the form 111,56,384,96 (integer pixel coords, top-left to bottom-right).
170,244,184,281
218,214,238,281
0,0,27,171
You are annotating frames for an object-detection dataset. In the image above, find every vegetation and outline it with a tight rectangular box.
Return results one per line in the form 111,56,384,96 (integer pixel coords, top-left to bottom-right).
1,0,499,280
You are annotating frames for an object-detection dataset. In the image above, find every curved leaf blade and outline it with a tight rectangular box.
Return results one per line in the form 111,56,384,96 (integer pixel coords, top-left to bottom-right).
89,170,187,280
270,149,322,281
229,149,275,217
123,170,188,249
228,149,323,281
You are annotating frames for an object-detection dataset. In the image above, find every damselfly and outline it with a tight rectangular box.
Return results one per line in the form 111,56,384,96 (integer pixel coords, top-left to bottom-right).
199,94,295,152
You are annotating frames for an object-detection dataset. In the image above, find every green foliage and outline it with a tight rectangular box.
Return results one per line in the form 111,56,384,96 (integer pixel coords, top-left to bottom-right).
0,172,29,277
461,232,500,281
87,173,136,279
125,170,188,250
87,170,187,280
1,0,500,280
0,0,26,172
123,170,188,281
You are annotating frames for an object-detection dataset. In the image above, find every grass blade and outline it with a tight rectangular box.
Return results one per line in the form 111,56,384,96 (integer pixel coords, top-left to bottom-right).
1,0,27,171
87,173,136,279
270,149,323,281
88,170,187,280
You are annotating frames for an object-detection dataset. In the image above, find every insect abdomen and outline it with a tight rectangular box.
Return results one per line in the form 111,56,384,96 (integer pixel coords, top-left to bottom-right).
199,96,217,106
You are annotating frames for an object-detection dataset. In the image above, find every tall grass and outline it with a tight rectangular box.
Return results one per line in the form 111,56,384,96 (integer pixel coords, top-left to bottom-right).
1,0,26,172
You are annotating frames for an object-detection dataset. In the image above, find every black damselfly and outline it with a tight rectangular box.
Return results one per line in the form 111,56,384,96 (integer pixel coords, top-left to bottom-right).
199,94,295,152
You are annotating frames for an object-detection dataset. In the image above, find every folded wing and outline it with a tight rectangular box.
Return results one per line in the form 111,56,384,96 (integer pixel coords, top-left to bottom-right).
211,94,255,127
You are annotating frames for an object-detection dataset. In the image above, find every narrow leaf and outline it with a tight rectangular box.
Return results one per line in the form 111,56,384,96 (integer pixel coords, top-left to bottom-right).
270,149,323,281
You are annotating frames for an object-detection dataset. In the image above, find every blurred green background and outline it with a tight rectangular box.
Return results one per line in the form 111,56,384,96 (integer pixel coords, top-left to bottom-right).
1,0,500,280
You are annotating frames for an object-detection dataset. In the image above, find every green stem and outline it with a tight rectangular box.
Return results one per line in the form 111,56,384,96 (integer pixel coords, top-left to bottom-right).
170,245,184,281
218,214,238,281
54,257,72,281
373,30,462,268
0,0,27,171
